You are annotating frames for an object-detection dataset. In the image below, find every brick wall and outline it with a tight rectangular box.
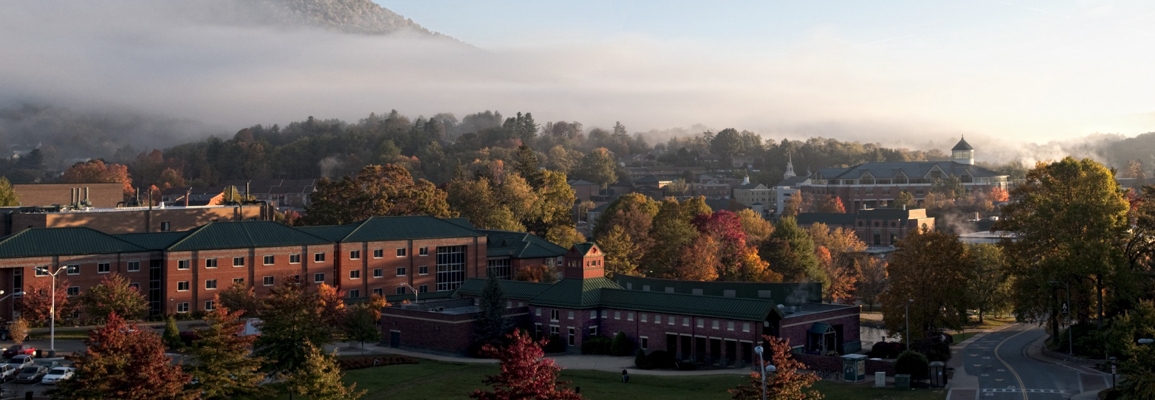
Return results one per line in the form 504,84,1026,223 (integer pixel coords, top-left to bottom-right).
5,205,264,236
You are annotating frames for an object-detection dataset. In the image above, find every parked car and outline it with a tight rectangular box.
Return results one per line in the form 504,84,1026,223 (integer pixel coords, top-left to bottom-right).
2,344,34,359
14,365,47,384
41,367,74,385
0,364,16,382
5,355,34,371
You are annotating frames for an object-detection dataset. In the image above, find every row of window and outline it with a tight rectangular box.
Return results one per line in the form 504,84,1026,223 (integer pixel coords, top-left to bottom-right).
34,261,146,276
176,253,318,270
538,308,752,333
392,247,430,258
534,323,652,350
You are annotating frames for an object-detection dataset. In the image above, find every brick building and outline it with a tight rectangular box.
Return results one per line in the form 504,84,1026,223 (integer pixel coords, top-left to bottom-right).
0,216,566,321
11,183,125,209
1,204,265,236
381,243,861,363
796,208,935,247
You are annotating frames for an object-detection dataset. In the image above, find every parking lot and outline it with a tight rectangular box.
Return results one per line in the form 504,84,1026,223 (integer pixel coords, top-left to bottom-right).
0,337,82,400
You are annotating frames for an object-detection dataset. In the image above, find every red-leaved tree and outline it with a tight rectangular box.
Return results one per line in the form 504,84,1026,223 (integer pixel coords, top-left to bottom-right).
470,330,583,400
19,277,76,325
57,313,192,399
60,159,135,199
730,336,823,400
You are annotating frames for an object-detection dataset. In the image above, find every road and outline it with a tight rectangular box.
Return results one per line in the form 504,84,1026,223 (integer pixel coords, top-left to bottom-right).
951,325,1109,400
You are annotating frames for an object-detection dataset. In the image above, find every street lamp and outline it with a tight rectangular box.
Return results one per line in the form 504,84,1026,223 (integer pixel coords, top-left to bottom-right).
1109,356,1117,388
1048,280,1073,357
34,266,68,356
753,345,776,400
399,283,418,303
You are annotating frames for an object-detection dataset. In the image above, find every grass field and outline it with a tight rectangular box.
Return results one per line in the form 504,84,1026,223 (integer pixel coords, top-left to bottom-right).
322,360,947,400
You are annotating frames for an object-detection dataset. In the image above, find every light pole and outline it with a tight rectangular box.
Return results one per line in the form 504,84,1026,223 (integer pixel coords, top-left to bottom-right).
1048,280,1073,357
399,283,418,303
35,266,68,356
753,345,775,400
1109,356,1117,388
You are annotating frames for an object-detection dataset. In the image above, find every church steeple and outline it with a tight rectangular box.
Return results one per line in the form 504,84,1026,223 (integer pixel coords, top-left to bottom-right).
951,137,974,165
784,154,796,179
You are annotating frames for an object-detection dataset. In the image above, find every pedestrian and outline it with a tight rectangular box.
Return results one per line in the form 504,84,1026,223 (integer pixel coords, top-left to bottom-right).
622,369,629,383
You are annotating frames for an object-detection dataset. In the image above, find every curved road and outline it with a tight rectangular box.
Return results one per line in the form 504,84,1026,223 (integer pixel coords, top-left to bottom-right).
952,325,1108,400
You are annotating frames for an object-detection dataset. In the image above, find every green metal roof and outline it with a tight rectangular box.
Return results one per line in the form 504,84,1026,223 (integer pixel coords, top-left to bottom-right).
571,242,596,256
167,221,332,251
482,230,567,259
612,275,821,306
454,278,553,301
295,225,358,242
0,228,148,258
341,216,483,242
599,289,781,321
530,277,622,309
809,322,834,334
113,231,191,251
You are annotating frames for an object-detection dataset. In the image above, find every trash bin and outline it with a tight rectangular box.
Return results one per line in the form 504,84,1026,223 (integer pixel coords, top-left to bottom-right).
929,361,946,387
841,354,867,382
874,371,886,387
894,374,911,389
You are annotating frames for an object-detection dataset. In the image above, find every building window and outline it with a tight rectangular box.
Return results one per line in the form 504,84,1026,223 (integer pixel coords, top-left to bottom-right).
205,258,218,269
233,278,244,284
614,311,620,320
418,285,428,293
743,323,751,333
129,282,140,290
263,255,274,265
535,324,543,338
205,280,218,290
712,320,719,330
654,315,661,324
551,310,560,321
314,253,326,262
669,316,675,326
567,311,574,320
641,337,649,350
396,286,406,295
727,321,734,331
350,250,361,260
550,326,560,337
419,247,429,256
67,286,80,297
262,276,274,286
314,273,325,284
35,267,48,277
97,263,110,274
348,289,360,299
627,312,634,321
396,267,406,276
535,308,541,317
177,281,190,291
418,266,429,275
641,313,648,322
160,222,171,232
568,327,575,346
373,249,383,258
66,265,80,275
486,258,511,280
697,319,705,328
233,257,245,267
372,288,383,296
435,245,467,292
177,302,189,313
205,300,215,311
289,254,301,264
682,317,689,327
373,269,383,278
396,248,407,257
349,270,361,280
589,326,598,337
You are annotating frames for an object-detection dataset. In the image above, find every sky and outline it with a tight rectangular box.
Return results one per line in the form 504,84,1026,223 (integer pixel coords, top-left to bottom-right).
2,1,1154,161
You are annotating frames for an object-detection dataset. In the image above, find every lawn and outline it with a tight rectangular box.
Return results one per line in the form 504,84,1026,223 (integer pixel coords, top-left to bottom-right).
328,359,947,400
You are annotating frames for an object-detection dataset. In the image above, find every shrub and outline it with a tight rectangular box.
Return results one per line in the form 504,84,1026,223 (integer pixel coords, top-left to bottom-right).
544,333,567,353
913,334,951,362
634,349,653,369
645,350,676,369
337,355,418,370
162,316,183,351
895,350,930,381
581,335,612,355
869,341,906,359
610,332,634,356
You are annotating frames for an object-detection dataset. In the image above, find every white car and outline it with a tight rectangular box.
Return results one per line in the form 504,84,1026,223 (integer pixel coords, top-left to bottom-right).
41,367,74,385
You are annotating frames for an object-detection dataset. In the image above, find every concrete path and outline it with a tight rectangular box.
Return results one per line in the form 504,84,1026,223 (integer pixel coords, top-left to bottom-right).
366,345,753,376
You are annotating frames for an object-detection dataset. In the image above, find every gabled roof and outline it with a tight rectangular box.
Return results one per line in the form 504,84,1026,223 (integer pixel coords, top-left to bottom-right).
570,243,597,257
568,180,599,186
775,175,808,188
113,231,191,251
530,277,622,309
0,228,148,258
482,230,567,259
599,289,781,321
167,221,331,252
812,161,1004,181
454,278,553,301
952,137,973,151
295,225,358,242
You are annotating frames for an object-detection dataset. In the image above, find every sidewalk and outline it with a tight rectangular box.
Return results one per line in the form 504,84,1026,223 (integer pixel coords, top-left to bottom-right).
367,345,751,376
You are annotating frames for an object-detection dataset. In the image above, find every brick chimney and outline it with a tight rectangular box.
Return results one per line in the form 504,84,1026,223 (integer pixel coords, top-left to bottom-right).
562,242,606,280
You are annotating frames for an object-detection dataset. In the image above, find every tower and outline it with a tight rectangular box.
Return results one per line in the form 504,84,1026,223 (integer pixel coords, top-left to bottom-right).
951,137,974,165
562,243,605,280
784,154,796,179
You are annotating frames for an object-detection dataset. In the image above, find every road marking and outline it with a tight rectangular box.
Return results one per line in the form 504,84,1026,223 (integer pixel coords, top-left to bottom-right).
993,328,1033,400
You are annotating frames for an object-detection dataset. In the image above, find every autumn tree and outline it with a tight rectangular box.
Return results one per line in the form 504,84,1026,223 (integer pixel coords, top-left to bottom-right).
57,313,191,400
19,276,75,325
881,230,970,338
572,147,617,188
255,279,332,374
782,191,805,217
892,191,914,209
729,336,822,400
994,157,1129,334
470,330,583,400
808,223,867,303
645,198,701,277
447,177,525,231
692,210,754,281
0,177,19,206
965,244,1012,323
303,164,455,225
856,258,888,312
189,305,272,400
8,318,28,344
317,283,348,334
344,302,382,351
545,225,587,249
761,217,826,287
1123,159,1147,180
674,235,721,281
217,281,260,317
60,159,135,199
599,225,640,277
285,344,366,400
737,208,773,246
78,273,148,322
811,196,846,213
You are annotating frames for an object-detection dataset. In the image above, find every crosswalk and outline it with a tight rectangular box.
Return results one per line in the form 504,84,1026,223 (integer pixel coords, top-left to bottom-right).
981,388,1068,395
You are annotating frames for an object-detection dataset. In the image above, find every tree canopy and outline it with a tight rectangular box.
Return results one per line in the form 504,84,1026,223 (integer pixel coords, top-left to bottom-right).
303,164,454,225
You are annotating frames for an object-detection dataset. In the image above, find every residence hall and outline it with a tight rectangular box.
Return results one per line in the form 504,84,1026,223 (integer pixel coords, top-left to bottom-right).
796,207,935,248
380,243,861,366
798,138,1009,213
0,216,566,321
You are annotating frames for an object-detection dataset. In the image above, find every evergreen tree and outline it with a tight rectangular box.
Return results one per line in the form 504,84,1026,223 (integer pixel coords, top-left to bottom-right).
190,306,272,400
162,315,183,350
254,279,331,374
761,217,827,288
285,343,365,400
474,275,511,351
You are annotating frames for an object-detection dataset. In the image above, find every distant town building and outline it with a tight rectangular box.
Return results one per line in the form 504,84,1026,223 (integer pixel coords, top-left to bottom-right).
0,204,265,236
796,208,935,247
12,183,124,208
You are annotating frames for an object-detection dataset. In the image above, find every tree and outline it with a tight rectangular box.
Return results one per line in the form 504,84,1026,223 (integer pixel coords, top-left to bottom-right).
344,303,381,351
594,193,659,255
218,281,260,317
317,283,348,333
475,275,512,352
0,177,19,206
856,258,888,312
572,147,617,188
1123,159,1147,180
994,157,1129,333
255,280,332,374
1112,301,1155,399
285,343,366,400
545,225,586,249
19,276,74,325
729,336,822,400
737,209,773,246
303,164,455,225
812,196,846,213
57,313,191,400
78,273,148,322
447,177,524,231
965,244,1012,323
162,315,183,350
761,217,826,287
807,223,866,303
693,210,751,281
892,191,914,209
470,330,583,400
9,318,28,344
675,235,721,281
190,305,272,400
60,159,135,199
599,225,640,278
710,128,743,168
881,229,970,338
645,198,700,278
782,191,804,217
